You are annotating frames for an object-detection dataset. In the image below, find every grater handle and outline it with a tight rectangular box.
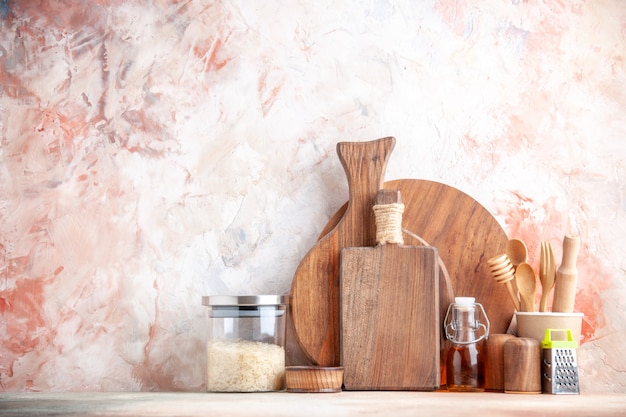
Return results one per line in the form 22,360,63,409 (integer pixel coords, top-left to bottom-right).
542,328,577,349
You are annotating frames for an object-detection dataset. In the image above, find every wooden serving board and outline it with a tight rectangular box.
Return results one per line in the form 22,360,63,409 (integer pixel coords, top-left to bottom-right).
341,191,440,390
289,137,396,366
286,178,512,367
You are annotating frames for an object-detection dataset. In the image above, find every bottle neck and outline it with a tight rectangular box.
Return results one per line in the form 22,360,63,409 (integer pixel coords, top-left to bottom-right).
452,328,478,344
450,307,480,344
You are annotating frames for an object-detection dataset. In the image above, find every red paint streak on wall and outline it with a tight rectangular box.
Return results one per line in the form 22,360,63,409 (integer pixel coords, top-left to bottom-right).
120,109,169,157
204,37,231,71
7,1,109,33
574,250,610,344
36,108,79,168
194,33,233,72
258,68,285,117
130,278,178,391
0,61,36,101
0,273,52,378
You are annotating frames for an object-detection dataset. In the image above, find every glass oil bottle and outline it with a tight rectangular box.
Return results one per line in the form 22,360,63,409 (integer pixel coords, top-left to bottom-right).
444,297,490,392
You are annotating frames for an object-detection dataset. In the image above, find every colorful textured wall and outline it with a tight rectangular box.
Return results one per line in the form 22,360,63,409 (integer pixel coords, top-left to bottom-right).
1,1,625,392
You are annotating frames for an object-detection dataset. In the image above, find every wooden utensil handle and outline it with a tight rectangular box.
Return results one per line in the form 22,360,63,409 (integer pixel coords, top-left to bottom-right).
504,281,521,312
336,137,395,247
552,271,577,313
560,234,580,273
552,235,580,313
539,291,550,313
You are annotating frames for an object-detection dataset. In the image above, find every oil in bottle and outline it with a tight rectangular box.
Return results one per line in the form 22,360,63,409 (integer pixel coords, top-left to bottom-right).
443,296,490,392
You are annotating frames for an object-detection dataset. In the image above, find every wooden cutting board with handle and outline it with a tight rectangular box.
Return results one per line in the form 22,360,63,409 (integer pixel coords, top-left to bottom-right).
289,137,396,366
341,190,440,390
286,162,512,368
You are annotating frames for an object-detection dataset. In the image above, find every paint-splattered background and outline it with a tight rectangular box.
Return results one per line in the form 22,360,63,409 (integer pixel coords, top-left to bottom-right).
1,0,625,392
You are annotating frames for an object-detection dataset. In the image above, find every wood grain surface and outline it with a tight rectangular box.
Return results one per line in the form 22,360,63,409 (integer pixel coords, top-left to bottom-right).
341,241,439,390
289,137,396,366
3,392,626,417
340,189,440,390
503,337,542,394
288,178,513,371
285,366,344,393
484,334,516,392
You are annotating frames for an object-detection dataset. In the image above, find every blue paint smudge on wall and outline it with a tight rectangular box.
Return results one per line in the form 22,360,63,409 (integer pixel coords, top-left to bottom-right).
0,0,9,19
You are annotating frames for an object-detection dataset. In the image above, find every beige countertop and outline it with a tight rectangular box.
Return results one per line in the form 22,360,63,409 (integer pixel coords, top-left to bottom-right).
1,391,625,416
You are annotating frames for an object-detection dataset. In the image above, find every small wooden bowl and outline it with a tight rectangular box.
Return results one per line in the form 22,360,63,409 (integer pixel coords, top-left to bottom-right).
285,366,343,393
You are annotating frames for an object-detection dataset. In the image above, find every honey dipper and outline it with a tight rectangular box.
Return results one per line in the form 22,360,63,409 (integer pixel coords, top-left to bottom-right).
487,254,521,311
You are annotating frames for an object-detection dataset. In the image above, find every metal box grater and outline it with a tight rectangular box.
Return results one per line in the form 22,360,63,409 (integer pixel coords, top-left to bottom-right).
541,329,580,394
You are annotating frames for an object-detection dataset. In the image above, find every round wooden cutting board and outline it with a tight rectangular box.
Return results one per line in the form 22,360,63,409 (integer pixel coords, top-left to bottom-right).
287,178,513,366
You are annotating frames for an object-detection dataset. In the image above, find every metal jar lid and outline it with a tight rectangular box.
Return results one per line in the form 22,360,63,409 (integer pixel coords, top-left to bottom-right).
202,295,288,307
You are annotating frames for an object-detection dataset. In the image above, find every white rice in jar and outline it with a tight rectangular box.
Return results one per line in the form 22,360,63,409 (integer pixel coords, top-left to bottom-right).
207,339,285,392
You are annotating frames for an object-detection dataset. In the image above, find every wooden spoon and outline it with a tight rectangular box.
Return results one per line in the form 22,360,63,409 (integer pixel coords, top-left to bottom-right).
515,262,537,312
539,241,556,312
506,239,528,268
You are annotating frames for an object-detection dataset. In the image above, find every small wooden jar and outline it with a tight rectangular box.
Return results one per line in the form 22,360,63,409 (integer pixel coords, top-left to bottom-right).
484,334,515,392
503,337,541,394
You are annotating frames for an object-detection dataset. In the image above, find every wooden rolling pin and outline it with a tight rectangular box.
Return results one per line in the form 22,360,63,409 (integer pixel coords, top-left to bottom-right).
551,234,581,313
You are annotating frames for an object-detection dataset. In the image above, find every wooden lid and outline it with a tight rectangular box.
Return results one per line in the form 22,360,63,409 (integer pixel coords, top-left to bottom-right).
285,366,343,393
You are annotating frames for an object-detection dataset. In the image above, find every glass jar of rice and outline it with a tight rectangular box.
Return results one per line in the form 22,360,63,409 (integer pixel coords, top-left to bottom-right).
202,295,288,392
